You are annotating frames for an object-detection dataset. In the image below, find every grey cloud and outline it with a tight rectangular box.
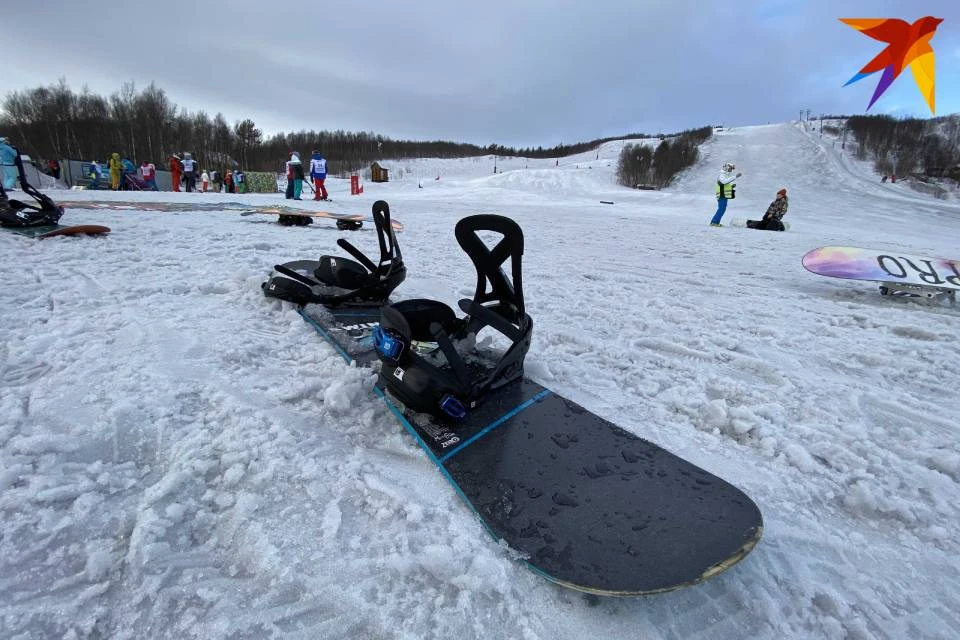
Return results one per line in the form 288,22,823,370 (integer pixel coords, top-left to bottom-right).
3,0,957,147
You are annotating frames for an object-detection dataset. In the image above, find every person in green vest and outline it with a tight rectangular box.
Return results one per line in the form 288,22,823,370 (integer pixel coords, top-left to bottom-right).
710,162,742,227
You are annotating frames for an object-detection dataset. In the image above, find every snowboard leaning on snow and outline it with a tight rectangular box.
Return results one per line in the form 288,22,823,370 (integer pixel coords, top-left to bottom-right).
286,287,764,596
802,246,960,297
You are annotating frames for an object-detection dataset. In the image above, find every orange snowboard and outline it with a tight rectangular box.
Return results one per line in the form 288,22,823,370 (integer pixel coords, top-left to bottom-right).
38,225,111,239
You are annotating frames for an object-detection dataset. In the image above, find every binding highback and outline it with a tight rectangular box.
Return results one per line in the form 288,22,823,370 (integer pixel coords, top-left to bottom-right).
312,200,405,304
374,214,533,420
454,214,531,391
0,151,64,228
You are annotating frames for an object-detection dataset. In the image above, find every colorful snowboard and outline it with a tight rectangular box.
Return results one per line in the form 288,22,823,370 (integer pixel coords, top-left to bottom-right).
59,200,403,231
292,300,763,596
2,224,111,239
802,246,960,295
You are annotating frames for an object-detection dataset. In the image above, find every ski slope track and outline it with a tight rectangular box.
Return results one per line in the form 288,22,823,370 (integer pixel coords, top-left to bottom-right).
1,122,959,639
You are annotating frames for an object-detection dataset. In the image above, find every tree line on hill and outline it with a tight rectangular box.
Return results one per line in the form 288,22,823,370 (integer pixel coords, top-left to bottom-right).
1,79,661,175
615,126,713,189
843,114,960,179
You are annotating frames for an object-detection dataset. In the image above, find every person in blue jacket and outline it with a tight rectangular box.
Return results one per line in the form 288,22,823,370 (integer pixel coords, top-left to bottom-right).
121,157,137,190
0,136,18,195
309,150,329,201
88,161,103,189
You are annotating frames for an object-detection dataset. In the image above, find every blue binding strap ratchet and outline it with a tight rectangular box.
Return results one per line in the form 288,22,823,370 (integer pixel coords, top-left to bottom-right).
439,394,468,420
373,325,405,361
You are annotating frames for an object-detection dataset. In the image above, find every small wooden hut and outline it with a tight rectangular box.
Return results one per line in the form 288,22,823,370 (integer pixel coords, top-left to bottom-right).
370,162,389,182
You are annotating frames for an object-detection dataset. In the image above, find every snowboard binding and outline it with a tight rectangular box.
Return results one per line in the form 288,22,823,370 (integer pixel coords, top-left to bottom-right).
336,219,363,231
373,214,532,420
262,200,405,306
0,151,64,228
277,214,312,226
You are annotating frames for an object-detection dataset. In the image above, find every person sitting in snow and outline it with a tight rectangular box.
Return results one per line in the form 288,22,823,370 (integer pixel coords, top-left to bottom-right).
747,188,789,231
710,162,742,227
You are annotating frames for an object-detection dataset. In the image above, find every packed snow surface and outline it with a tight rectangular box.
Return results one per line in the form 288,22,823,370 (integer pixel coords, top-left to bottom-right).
2,122,959,639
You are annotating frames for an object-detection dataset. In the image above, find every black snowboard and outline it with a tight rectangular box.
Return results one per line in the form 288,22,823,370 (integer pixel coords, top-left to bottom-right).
297,302,763,596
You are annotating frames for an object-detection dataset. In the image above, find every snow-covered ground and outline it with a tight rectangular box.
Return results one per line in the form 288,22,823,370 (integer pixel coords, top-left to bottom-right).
2,122,959,639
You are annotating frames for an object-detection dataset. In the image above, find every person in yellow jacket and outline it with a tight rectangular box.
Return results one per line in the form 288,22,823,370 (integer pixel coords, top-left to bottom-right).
710,162,742,227
108,152,123,190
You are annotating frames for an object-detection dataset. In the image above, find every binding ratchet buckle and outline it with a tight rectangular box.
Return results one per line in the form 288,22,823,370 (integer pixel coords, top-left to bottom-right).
373,325,406,361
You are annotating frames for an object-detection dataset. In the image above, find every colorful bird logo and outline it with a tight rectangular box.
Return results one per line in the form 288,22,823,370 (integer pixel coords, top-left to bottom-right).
840,16,943,114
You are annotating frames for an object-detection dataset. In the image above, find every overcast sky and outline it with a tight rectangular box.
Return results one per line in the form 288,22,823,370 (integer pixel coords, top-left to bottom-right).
3,1,959,148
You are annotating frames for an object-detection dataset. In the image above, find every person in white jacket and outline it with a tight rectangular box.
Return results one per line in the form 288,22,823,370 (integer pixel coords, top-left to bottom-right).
201,170,209,192
710,162,742,226
309,150,328,200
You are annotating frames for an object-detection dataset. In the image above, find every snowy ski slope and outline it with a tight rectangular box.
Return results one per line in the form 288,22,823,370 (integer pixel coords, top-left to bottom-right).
1,122,959,639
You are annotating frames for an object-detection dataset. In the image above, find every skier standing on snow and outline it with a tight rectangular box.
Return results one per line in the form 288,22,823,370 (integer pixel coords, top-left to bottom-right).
710,162,742,227
169,154,182,192
140,160,159,190
201,169,209,192
182,152,197,192
88,160,103,189
747,188,789,231
109,152,123,190
288,152,305,200
309,150,329,200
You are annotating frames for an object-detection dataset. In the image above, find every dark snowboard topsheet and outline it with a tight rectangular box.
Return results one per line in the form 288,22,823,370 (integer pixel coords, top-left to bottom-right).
297,303,763,595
